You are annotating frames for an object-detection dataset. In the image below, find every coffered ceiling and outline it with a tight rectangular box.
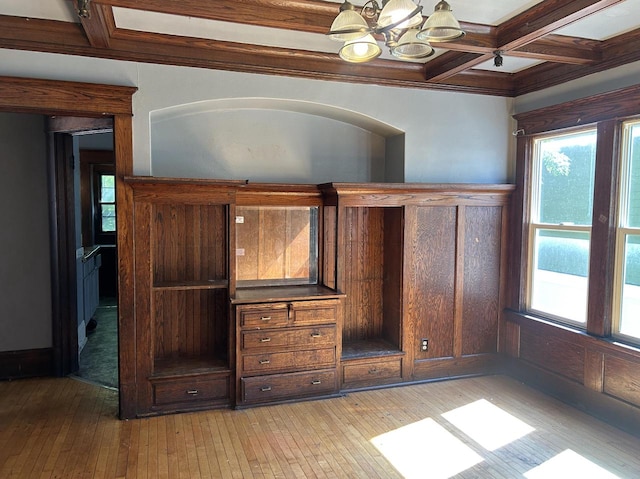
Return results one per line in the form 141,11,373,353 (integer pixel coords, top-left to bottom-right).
1,0,640,96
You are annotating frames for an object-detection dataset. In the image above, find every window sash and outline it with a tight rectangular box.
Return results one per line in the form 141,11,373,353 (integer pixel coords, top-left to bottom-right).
97,174,116,234
528,224,591,325
527,128,596,326
614,119,640,343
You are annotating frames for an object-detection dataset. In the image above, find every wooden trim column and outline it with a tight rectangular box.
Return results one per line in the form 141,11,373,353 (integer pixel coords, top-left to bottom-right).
587,120,620,337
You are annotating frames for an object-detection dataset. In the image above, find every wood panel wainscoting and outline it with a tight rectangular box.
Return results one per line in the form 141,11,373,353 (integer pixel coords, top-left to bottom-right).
503,310,640,438
3,375,640,478
124,178,513,418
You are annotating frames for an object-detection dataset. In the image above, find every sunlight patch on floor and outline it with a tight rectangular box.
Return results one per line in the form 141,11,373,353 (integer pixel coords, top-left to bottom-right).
524,449,621,479
371,418,483,479
442,398,535,451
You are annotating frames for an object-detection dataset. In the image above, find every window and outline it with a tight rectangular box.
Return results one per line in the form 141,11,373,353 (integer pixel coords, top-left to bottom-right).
528,130,597,325
98,173,116,233
614,120,640,341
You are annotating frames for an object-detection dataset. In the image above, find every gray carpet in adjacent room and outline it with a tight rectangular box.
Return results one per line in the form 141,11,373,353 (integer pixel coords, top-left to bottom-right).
77,300,118,389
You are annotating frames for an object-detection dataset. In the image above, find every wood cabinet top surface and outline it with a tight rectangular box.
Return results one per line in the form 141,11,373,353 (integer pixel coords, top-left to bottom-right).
232,285,344,304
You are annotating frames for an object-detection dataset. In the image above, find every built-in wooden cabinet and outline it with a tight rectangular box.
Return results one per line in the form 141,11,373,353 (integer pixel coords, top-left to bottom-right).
124,177,512,417
233,286,343,407
128,178,241,415
321,183,513,389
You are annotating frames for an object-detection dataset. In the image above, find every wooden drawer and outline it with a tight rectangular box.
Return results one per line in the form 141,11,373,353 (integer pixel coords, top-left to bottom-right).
241,347,336,375
241,325,336,351
239,305,289,329
290,300,339,326
342,357,402,388
241,369,337,404
152,376,229,406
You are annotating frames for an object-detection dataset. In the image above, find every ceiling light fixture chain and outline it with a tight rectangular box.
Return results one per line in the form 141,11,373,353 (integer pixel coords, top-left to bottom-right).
327,0,464,63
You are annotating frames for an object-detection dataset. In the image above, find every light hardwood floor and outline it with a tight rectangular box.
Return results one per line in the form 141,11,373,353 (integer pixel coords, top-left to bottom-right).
1,375,639,478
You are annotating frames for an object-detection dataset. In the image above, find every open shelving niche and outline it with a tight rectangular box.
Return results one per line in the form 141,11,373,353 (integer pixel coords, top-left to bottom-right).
150,202,231,378
339,205,404,359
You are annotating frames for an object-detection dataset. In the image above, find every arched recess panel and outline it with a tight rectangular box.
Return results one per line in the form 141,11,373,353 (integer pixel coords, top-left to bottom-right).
150,98,405,183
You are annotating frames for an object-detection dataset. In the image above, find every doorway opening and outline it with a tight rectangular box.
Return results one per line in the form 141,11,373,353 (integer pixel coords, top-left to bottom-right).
75,138,118,389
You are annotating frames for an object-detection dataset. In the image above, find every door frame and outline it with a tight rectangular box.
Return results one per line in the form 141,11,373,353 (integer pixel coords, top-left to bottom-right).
0,76,137,418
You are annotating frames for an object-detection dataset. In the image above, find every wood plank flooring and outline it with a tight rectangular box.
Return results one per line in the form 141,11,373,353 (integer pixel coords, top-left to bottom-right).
1,375,639,478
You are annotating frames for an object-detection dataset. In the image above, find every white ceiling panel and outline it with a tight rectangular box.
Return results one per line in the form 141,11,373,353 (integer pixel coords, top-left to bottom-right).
0,0,76,22
554,0,640,40
473,55,543,74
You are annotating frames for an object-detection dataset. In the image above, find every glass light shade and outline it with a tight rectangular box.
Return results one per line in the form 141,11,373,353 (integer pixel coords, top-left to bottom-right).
376,0,423,32
391,29,435,60
417,0,464,41
328,8,371,42
339,34,382,63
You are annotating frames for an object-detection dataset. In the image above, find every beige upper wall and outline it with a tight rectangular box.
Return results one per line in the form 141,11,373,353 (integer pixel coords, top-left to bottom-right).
1,49,638,184
0,48,515,184
513,60,640,116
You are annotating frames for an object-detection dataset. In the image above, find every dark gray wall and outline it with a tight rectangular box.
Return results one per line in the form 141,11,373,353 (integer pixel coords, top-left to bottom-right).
0,113,52,351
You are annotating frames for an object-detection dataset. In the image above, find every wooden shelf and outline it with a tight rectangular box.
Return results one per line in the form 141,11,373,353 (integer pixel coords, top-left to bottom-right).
152,357,229,379
342,339,404,360
153,280,229,291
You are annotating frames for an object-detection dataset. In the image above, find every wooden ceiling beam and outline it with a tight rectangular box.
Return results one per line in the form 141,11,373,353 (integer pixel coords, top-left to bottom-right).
100,0,601,67
509,34,601,64
423,52,492,82
74,1,115,48
513,28,640,95
0,14,511,96
96,0,337,35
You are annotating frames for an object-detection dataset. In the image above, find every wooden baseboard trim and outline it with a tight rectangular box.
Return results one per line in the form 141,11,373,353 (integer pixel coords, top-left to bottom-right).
0,348,54,380
413,353,505,380
506,358,640,439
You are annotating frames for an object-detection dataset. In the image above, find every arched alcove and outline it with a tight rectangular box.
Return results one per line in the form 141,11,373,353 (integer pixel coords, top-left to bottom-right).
150,98,405,183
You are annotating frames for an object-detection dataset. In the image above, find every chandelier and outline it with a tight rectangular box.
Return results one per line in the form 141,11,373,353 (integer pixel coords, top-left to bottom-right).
327,0,464,63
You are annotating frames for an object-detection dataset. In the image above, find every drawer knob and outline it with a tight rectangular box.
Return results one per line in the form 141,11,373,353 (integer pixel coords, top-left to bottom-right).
260,386,272,392
310,332,322,338
260,316,271,321
186,389,199,395
260,337,271,343
311,380,322,385
259,359,271,365
368,368,379,374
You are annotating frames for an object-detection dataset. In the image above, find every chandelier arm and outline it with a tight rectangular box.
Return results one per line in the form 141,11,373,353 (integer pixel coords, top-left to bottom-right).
360,0,383,20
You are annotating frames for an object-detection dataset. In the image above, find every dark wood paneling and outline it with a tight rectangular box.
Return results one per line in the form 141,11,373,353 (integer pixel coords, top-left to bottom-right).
584,350,604,392
323,206,336,290
408,206,456,359
382,208,403,349
462,206,502,355
504,321,521,358
520,328,585,383
153,204,227,284
236,207,312,282
153,289,229,365
341,207,385,342
604,355,640,408
0,348,54,379
507,358,640,439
